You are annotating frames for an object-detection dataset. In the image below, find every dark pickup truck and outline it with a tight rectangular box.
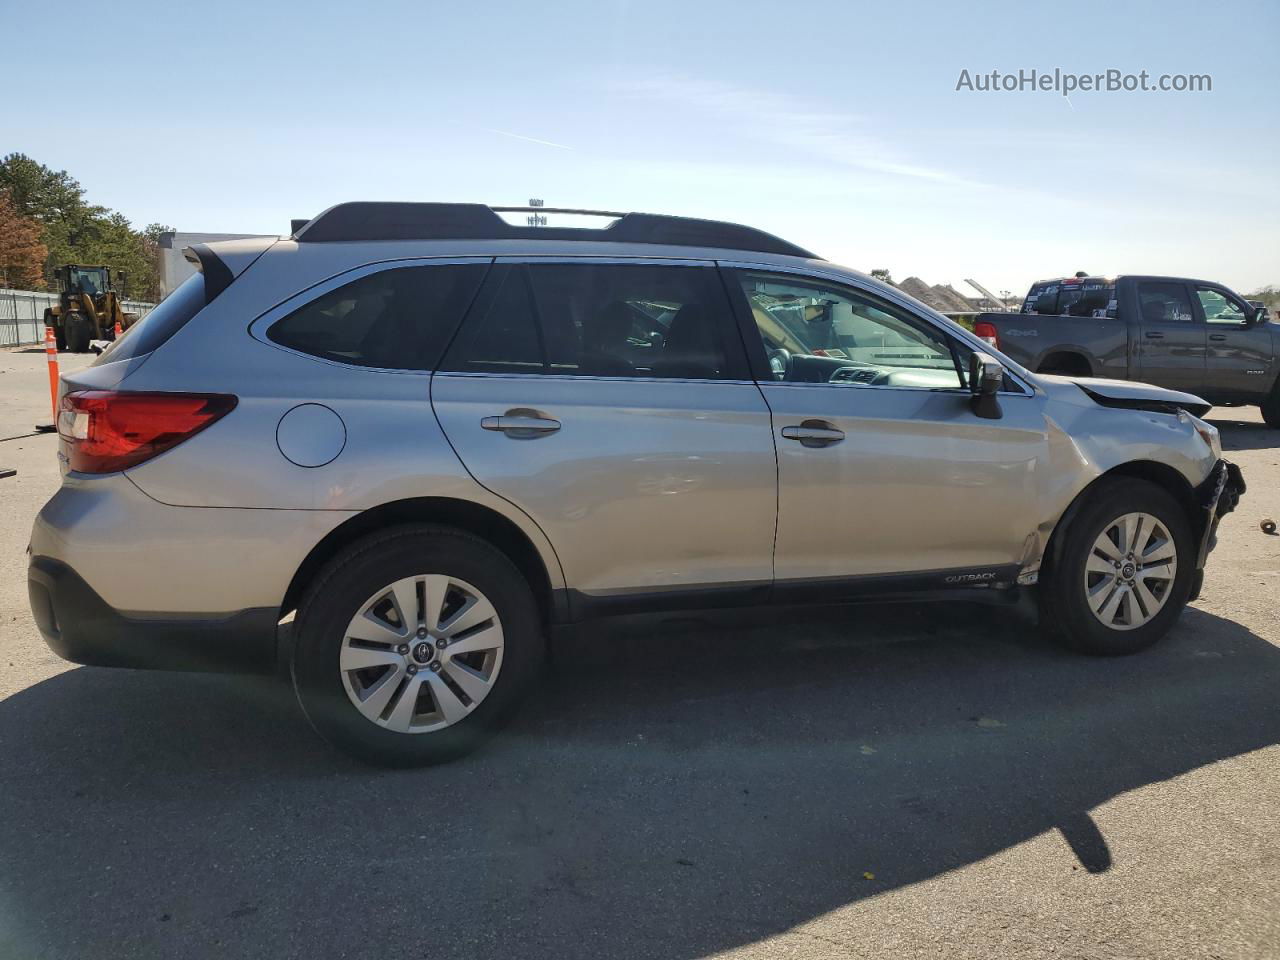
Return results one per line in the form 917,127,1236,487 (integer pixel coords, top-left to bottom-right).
972,274,1279,427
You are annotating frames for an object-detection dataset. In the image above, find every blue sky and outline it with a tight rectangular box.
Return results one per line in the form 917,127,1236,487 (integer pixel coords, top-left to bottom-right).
6,0,1277,295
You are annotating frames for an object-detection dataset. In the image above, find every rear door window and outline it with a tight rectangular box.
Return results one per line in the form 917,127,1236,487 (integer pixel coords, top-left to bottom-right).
439,267,544,374
267,263,488,370
1137,282,1196,323
441,262,744,380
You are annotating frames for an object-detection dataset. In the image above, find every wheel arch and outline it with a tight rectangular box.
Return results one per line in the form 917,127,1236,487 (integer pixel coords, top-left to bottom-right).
1042,460,1202,581
281,497,565,626
1036,349,1094,377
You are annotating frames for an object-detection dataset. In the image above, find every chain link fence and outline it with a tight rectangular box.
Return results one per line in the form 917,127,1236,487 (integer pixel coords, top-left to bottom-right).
0,289,156,348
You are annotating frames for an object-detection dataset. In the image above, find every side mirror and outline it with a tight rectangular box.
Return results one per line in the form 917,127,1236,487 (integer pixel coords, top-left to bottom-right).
969,351,1005,419
1250,306,1269,326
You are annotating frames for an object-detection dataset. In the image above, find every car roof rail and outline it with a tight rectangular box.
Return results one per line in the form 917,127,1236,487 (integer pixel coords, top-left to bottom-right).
290,202,819,259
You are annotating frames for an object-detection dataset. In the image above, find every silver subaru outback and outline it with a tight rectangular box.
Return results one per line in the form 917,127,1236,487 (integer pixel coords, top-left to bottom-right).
28,203,1245,765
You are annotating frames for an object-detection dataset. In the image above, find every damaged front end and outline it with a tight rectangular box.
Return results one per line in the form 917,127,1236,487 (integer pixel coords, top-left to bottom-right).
1189,459,1246,600
1076,381,1212,418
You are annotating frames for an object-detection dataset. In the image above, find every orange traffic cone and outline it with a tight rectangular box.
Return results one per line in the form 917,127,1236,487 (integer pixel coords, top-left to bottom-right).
37,326,60,432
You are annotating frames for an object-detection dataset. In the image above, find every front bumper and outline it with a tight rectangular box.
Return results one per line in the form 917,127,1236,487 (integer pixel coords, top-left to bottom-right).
1189,459,1245,599
28,555,278,673
1197,459,1245,565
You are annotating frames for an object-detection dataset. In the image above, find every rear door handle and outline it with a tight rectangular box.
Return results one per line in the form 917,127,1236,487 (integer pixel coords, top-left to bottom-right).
481,414,561,438
1209,333,1228,342
781,420,845,447
1144,331,1165,339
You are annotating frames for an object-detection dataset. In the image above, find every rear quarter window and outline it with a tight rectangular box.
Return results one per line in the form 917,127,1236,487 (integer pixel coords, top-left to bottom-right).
267,263,488,370
91,273,207,366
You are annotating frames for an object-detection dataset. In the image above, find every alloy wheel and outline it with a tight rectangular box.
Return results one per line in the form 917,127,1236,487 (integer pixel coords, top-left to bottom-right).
340,574,504,733
1083,512,1179,631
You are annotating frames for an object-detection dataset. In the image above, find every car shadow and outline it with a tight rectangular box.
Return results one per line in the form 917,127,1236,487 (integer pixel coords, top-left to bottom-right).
0,603,1277,959
1208,414,1277,451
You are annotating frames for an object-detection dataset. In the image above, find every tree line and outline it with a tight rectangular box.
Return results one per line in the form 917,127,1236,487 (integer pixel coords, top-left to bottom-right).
0,153,171,301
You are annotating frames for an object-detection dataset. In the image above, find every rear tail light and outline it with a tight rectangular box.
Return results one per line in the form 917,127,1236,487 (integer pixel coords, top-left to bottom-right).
58,391,237,474
973,321,1000,349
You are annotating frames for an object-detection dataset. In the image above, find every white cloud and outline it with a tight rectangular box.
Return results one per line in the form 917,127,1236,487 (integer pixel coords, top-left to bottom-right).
481,128,573,150
614,74,980,188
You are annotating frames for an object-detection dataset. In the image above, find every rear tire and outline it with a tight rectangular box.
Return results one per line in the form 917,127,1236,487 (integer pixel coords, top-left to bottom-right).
290,525,544,766
63,313,92,353
1041,478,1194,655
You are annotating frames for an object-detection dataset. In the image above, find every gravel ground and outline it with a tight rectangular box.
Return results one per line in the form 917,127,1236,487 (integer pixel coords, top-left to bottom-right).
0,345,1277,959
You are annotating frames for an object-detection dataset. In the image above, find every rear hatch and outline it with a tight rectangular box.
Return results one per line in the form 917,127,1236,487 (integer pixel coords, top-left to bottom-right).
55,238,276,474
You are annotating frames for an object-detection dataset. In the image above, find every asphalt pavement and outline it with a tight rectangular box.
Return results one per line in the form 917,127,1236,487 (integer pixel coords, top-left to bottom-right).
1,345,1276,959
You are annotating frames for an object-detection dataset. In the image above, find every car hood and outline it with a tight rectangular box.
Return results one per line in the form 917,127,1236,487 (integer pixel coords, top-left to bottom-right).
1040,375,1212,417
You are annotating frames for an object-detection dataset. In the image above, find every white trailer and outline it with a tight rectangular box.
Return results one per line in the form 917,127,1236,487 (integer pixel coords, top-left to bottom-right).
157,231,276,298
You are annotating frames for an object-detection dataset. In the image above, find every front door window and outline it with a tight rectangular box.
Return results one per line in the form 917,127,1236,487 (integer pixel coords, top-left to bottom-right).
1195,287,1248,325
736,272,969,390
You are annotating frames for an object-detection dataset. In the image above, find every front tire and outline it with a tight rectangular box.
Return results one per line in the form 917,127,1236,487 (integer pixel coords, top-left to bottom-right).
1261,383,1280,428
63,313,92,352
1041,478,1194,655
291,525,544,766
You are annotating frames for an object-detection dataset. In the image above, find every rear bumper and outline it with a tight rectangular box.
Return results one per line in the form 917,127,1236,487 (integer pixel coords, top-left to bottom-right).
28,555,277,673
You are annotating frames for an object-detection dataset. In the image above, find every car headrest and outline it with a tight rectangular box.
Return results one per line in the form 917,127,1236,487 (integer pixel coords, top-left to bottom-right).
1141,299,1168,323
584,301,633,353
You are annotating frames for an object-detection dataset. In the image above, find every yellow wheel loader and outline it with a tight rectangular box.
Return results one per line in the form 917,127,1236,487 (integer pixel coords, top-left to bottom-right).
43,265,139,352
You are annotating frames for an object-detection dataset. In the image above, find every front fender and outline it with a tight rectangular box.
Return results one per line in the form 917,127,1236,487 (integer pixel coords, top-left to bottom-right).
1018,384,1220,582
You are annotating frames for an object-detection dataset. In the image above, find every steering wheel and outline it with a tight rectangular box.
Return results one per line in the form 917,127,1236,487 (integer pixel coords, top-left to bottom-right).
767,346,792,380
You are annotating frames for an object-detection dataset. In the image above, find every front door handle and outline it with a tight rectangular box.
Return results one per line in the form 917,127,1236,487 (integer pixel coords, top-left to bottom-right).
481,414,561,438
1144,331,1165,339
1209,333,1228,342
781,420,845,448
